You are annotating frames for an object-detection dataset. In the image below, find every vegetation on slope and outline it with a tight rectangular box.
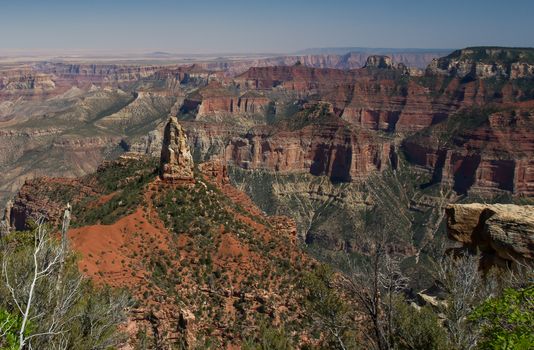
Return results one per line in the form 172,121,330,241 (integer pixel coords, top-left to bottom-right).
144,174,311,347
0,223,129,349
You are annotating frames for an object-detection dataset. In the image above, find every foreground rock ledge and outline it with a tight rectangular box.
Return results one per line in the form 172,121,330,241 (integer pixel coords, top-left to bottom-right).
446,203,534,262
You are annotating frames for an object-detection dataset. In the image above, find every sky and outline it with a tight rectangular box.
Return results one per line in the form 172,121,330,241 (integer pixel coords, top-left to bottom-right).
1,0,533,54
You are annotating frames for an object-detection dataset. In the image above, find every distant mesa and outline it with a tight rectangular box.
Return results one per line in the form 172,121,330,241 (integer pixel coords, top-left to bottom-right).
147,51,174,58
294,46,454,56
159,116,195,185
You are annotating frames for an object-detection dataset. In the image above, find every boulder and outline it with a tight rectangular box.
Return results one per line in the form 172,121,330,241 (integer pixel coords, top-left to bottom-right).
446,203,534,262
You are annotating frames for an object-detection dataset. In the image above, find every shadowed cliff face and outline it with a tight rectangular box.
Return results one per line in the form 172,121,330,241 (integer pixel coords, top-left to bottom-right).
234,59,534,133
403,107,534,196
223,105,391,182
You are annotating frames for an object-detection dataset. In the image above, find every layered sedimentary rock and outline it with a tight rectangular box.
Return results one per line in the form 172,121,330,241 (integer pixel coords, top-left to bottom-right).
194,55,534,194
0,72,56,94
95,91,178,132
446,203,534,262
33,62,167,86
235,64,457,132
0,63,214,100
234,48,534,136
235,65,357,92
403,108,534,196
225,111,393,181
160,116,194,183
151,64,213,85
182,83,271,118
128,129,164,156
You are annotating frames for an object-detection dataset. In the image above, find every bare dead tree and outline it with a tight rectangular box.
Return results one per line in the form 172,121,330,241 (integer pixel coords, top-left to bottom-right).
303,265,353,350
341,229,408,350
0,220,9,239
56,203,71,295
379,252,409,348
61,203,71,256
343,246,386,350
1,206,83,350
1,205,130,350
2,216,64,349
434,252,485,350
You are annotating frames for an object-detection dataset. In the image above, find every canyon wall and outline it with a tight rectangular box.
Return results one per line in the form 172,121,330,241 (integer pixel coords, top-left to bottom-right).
225,119,392,182
403,108,534,196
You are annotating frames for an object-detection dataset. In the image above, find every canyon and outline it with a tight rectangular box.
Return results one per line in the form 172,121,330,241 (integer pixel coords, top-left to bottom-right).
2,47,534,258
2,47,533,348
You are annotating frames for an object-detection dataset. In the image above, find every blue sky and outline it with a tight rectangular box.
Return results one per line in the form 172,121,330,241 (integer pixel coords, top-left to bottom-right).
0,0,532,53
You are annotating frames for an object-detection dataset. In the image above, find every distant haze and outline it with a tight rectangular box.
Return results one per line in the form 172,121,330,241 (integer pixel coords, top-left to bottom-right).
294,48,454,55
1,0,533,53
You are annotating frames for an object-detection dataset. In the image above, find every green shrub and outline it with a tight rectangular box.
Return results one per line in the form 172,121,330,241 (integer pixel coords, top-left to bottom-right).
470,286,534,350
0,308,29,350
391,297,448,350
242,321,294,350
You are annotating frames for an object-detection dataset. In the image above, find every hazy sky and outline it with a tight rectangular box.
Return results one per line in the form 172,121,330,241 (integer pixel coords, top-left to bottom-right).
1,0,533,53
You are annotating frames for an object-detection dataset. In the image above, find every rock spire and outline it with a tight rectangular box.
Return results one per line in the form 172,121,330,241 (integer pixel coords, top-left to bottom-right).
160,116,194,183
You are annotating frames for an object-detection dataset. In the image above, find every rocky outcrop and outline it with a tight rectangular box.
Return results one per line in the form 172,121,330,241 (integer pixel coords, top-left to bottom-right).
235,91,271,114
10,177,97,230
427,47,534,79
152,64,213,86
446,203,534,263
159,117,194,183
364,55,394,69
196,85,237,117
511,62,534,79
